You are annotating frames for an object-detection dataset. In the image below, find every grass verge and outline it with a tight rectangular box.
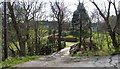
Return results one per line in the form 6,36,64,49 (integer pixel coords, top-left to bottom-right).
0,56,40,68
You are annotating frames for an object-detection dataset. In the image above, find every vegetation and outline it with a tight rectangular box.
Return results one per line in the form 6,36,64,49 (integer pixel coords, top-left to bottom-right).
90,0,120,52
69,32,120,56
70,50,120,57
1,56,40,68
72,2,90,49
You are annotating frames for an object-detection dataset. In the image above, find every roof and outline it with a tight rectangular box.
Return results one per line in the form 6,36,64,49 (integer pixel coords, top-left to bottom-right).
91,23,97,27
40,21,57,25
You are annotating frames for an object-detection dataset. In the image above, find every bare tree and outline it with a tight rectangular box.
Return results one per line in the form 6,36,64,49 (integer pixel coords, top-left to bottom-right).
50,1,66,51
12,1,34,55
7,0,44,56
90,0,119,51
7,2,26,56
90,9,103,50
32,2,43,55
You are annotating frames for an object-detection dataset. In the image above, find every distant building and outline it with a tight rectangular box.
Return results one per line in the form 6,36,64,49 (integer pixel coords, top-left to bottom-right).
40,21,58,30
9,20,70,32
32,21,70,31
91,23,97,32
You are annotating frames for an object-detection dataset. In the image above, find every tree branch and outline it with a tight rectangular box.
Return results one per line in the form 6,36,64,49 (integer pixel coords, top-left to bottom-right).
107,1,111,20
90,0,106,20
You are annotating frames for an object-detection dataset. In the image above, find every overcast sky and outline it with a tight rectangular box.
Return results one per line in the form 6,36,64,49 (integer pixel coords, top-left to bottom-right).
0,0,120,20
52,0,120,14
42,0,120,20
1,0,120,14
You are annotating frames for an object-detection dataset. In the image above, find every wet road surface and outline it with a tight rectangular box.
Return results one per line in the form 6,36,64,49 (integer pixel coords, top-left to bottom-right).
13,47,120,68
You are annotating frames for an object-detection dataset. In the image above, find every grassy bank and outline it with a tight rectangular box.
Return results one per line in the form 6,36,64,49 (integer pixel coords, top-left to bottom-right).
70,49,120,56
66,32,120,56
0,56,41,68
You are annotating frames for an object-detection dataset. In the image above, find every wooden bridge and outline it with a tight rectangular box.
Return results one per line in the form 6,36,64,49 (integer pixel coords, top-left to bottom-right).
48,35,78,42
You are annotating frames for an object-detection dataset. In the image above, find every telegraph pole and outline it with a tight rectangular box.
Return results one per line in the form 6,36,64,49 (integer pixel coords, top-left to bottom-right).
3,0,8,59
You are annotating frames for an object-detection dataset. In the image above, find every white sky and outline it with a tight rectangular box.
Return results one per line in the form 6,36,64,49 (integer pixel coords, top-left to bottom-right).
50,0,120,14
1,0,119,14
42,0,120,20
0,0,120,20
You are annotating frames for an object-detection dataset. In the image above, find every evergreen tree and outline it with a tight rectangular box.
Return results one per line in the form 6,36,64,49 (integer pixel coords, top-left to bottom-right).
71,2,90,49
71,2,90,37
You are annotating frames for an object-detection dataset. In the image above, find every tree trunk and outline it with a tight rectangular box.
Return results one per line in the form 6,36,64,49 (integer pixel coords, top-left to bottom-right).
35,24,38,55
82,38,86,51
12,41,20,53
106,32,111,50
8,45,16,57
79,19,82,49
3,2,8,60
38,37,41,55
30,41,34,55
104,19,119,51
109,31,119,51
89,33,92,50
89,21,92,51
53,30,56,51
19,39,26,56
26,18,31,55
7,2,26,56
57,21,62,51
